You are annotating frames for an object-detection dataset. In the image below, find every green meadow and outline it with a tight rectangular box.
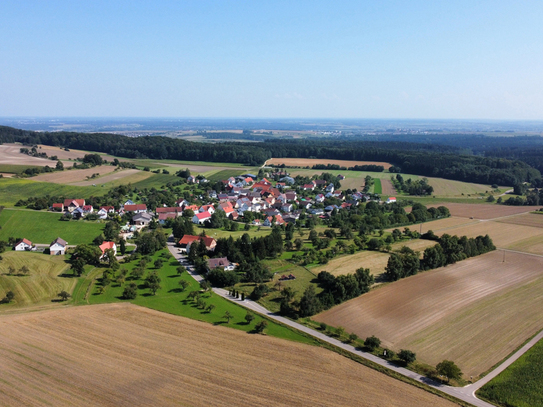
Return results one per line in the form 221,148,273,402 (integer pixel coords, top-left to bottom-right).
0,209,103,245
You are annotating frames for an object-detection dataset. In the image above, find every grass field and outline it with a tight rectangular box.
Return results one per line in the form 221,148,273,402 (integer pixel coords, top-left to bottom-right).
0,251,73,309
373,178,382,194
424,177,497,197
477,335,543,406
322,239,437,277
79,249,313,343
235,259,321,313
193,225,272,240
0,164,43,174
314,250,543,378
0,303,457,407
0,209,103,245
0,178,102,207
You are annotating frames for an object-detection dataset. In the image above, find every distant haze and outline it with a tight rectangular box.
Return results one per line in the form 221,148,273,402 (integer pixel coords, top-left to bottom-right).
1,1,543,120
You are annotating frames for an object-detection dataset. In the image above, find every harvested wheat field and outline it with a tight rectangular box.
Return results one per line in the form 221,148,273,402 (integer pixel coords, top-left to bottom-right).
37,145,118,161
267,158,393,169
71,169,149,186
315,251,543,378
32,165,118,183
0,304,456,407
0,144,54,166
495,212,543,228
428,203,537,220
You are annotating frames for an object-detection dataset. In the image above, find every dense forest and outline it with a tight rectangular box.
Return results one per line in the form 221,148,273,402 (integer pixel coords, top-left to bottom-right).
1,125,540,186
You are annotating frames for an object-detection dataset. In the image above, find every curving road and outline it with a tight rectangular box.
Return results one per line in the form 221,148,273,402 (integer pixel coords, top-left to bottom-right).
166,241,541,407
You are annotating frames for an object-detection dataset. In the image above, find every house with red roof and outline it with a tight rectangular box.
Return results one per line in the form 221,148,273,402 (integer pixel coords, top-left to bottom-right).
14,238,33,251
386,197,397,204
52,203,64,212
303,184,315,191
178,235,217,252
207,257,236,271
124,204,147,213
99,241,117,260
100,206,115,213
192,211,212,224
63,199,85,212
263,214,285,226
199,205,215,214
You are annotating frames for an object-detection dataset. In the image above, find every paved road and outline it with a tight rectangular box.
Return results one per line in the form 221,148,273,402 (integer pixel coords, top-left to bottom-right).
166,241,540,407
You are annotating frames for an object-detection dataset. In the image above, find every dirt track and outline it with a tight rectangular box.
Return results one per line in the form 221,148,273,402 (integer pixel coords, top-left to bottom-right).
0,303,456,407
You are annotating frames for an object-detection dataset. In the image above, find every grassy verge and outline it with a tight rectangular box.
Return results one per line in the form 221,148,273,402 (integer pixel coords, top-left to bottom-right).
0,164,43,174
477,336,543,406
0,209,104,245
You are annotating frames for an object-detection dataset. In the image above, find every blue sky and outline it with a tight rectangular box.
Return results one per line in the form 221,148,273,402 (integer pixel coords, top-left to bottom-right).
1,0,542,119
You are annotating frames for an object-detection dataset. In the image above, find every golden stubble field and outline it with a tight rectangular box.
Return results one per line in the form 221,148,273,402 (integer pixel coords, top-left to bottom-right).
314,251,543,378
0,304,457,407
32,165,118,183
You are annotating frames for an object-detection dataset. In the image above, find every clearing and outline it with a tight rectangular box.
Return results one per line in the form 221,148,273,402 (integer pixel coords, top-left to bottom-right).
0,209,103,245
0,303,456,407
266,158,393,169
0,251,73,309
32,165,118,184
314,250,543,378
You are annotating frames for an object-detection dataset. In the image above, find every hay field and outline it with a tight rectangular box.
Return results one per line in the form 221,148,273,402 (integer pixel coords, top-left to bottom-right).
32,165,118,183
0,303,456,407
0,252,73,309
266,158,393,169
428,203,537,219
324,240,436,277
71,169,149,186
315,251,543,378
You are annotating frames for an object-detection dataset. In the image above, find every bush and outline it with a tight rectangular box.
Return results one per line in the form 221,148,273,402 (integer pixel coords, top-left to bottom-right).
250,284,270,300
398,349,417,365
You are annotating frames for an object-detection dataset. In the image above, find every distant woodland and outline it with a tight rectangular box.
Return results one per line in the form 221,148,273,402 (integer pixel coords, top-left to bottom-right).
0,125,541,186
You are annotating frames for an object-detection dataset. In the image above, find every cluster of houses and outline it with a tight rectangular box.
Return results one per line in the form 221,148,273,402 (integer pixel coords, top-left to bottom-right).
13,237,117,258
52,198,148,220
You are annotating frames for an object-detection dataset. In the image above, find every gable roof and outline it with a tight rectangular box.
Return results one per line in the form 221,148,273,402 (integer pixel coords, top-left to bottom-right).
194,211,211,220
207,257,232,269
179,235,216,248
99,241,116,254
52,203,64,209
124,204,147,212
51,237,67,247
16,238,32,247
156,207,183,214
64,199,85,207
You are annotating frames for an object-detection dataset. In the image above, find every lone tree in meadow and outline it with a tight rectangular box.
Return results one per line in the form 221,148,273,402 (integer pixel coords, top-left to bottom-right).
58,291,71,301
254,320,268,334
122,283,138,300
178,279,189,292
223,311,233,324
436,360,463,383
2,291,15,303
245,312,255,325
177,265,187,275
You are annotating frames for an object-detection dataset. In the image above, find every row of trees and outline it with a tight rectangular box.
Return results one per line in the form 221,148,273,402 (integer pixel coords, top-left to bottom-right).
385,233,496,281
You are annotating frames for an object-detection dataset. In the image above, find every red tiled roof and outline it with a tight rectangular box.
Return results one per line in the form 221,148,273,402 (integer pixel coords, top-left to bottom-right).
194,211,211,220
99,241,116,253
124,204,147,211
53,203,64,208
16,238,32,246
64,199,85,207
156,207,182,213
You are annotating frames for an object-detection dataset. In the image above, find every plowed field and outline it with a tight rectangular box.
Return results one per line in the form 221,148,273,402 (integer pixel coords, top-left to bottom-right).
0,304,456,407
315,251,543,378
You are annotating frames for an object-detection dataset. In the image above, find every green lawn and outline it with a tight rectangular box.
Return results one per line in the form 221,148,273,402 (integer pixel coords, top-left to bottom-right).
194,225,272,240
373,178,382,194
477,337,543,407
80,250,317,345
206,169,251,182
0,209,104,245
0,178,102,207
